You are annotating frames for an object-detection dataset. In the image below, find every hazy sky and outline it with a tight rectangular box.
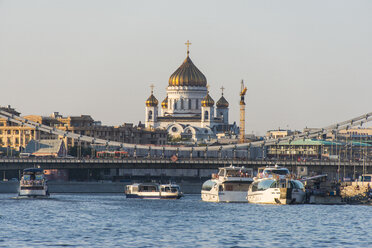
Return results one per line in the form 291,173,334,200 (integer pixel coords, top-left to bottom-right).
1,0,371,135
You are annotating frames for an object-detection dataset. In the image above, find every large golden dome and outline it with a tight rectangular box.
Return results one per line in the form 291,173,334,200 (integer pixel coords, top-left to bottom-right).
168,56,207,87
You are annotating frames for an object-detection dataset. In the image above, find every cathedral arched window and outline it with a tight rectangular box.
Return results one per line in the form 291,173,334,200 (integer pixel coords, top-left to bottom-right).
196,99,199,109
181,99,184,109
204,111,209,120
174,100,177,110
148,111,153,120
188,99,192,109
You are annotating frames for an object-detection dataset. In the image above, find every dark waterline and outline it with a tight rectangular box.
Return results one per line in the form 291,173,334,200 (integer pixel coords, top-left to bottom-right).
0,194,371,248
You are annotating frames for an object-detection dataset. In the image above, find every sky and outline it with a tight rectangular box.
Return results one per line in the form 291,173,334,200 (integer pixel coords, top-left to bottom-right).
0,0,371,135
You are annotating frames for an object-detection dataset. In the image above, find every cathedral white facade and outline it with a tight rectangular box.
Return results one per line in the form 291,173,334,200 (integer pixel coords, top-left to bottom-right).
145,43,238,142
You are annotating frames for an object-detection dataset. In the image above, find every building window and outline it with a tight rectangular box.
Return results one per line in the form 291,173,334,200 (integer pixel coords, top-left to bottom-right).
148,111,153,120
174,100,177,110
181,99,184,109
204,111,209,120
188,99,191,109
196,99,199,109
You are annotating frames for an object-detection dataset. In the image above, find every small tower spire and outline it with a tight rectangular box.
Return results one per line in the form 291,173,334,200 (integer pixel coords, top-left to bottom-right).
185,40,192,56
220,86,225,96
150,84,155,94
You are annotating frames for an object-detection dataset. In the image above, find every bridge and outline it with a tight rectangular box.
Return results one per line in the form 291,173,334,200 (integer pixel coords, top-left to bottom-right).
0,157,370,182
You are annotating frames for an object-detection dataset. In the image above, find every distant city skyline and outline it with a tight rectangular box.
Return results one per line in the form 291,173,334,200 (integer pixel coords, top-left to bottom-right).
1,0,371,135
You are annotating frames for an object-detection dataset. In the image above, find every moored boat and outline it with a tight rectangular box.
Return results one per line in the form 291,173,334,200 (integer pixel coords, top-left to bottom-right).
201,165,253,203
247,165,305,204
125,182,183,199
18,168,49,198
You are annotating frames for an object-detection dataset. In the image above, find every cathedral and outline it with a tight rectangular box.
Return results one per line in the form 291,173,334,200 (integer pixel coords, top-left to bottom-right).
144,41,239,142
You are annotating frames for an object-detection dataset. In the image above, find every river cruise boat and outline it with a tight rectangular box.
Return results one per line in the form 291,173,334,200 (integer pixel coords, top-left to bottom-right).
247,166,305,204
201,166,254,203
125,183,183,199
18,168,49,198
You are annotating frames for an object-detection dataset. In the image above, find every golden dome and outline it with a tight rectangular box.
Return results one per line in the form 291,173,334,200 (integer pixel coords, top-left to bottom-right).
145,94,158,107
201,94,214,107
161,96,168,108
216,95,229,108
169,56,207,87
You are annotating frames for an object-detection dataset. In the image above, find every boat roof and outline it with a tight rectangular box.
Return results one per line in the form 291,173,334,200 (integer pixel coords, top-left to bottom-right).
160,184,180,187
23,168,44,173
130,182,159,187
219,166,252,171
258,165,288,170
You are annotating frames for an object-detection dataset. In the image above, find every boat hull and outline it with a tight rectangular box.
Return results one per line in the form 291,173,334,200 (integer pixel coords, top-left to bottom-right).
19,188,48,197
125,193,182,199
202,190,248,203
247,188,305,204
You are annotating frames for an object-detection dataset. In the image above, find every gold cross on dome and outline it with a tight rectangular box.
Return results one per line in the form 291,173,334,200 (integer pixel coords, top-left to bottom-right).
150,84,155,94
185,40,192,55
220,86,225,95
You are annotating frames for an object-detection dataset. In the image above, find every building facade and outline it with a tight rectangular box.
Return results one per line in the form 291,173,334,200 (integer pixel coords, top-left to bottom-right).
0,106,167,152
144,43,238,142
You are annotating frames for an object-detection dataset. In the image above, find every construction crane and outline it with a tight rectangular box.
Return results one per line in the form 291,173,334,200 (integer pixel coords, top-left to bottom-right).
239,80,247,143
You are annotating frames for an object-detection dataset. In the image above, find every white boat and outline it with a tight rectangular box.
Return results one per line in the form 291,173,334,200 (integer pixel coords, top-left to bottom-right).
201,166,253,203
18,168,49,197
125,182,183,199
247,165,305,204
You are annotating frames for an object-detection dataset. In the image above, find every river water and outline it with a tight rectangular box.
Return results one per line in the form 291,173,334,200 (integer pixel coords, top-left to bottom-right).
0,193,371,248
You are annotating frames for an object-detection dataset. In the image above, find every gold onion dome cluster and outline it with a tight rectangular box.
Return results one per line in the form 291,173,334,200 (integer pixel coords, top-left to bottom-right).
161,96,168,109
201,94,214,107
168,56,207,87
145,94,158,107
216,95,229,108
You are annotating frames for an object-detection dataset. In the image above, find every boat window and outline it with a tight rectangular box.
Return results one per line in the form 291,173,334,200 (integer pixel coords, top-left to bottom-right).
293,180,304,189
223,182,250,191
251,182,259,192
171,187,179,193
265,169,289,175
202,180,216,191
35,174,43,180
257,180,275,191
270,181,279,188
23,175,31,180
218,170,225,177
140,185,158,192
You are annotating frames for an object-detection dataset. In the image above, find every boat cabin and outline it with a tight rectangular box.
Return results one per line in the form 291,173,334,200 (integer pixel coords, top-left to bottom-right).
126,183,159,193
250,179,304,192
160,184,181,193
217,166,253,178
257,165,290,179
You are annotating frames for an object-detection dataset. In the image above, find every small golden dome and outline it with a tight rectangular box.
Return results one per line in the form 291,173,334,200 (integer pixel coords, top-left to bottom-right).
145,94,158,107
161,96,168,108
169,56,207,87
216,95,229,108
201,94,214,107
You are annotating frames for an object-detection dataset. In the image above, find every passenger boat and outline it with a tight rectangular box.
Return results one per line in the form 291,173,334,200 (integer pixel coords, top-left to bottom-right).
201,166,253,203
125,183,183,199
18,168,49,198
247,165,305,204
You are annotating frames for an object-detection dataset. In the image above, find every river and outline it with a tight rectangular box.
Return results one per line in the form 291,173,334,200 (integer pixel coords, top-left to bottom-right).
0,194,371,247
